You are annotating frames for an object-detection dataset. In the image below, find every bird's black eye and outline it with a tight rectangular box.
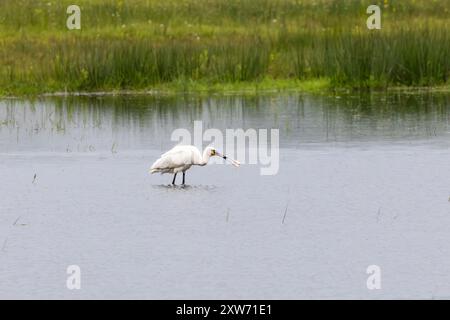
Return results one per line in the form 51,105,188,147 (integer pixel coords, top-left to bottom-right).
211,150,216,155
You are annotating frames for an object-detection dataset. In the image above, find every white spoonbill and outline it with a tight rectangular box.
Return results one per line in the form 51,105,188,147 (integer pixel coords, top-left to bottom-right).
149,145,240,185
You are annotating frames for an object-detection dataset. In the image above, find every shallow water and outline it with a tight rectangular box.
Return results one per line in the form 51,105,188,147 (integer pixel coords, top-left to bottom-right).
0,92,449,299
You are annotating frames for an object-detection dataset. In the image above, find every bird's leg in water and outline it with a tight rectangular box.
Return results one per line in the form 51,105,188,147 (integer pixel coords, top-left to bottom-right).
172,173,177,185
182,172,186,185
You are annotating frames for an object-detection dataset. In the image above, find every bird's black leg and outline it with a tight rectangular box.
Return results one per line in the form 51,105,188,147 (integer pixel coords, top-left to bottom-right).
182,172,185,185
172,173,177,185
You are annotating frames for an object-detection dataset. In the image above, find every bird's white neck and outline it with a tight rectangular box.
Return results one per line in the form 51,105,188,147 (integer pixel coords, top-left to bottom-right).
199,148,212,166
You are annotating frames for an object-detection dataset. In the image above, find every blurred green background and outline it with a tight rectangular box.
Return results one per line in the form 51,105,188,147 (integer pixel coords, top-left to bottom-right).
0,0,449,95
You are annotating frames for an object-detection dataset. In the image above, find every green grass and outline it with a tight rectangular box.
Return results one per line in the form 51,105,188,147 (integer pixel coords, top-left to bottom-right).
0,0,449,96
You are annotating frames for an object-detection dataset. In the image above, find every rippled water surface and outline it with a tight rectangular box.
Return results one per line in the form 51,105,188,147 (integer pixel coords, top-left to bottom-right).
0,92,449,299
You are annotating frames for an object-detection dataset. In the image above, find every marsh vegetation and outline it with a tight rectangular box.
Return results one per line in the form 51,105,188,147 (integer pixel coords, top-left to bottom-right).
0,0,449,95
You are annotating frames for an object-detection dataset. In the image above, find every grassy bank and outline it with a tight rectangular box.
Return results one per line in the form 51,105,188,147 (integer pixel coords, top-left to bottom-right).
0,0,449,96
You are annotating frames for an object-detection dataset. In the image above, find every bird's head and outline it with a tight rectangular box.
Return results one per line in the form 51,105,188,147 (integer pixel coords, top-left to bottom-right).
206,147,223,158
206,147,240,167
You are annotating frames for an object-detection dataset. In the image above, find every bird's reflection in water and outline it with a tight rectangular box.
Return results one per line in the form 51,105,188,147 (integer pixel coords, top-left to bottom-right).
152,184,218,192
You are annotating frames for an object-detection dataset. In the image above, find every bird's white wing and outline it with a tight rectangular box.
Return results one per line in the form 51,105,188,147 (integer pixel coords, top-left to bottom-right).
151,150,187,169
150,145,199,172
